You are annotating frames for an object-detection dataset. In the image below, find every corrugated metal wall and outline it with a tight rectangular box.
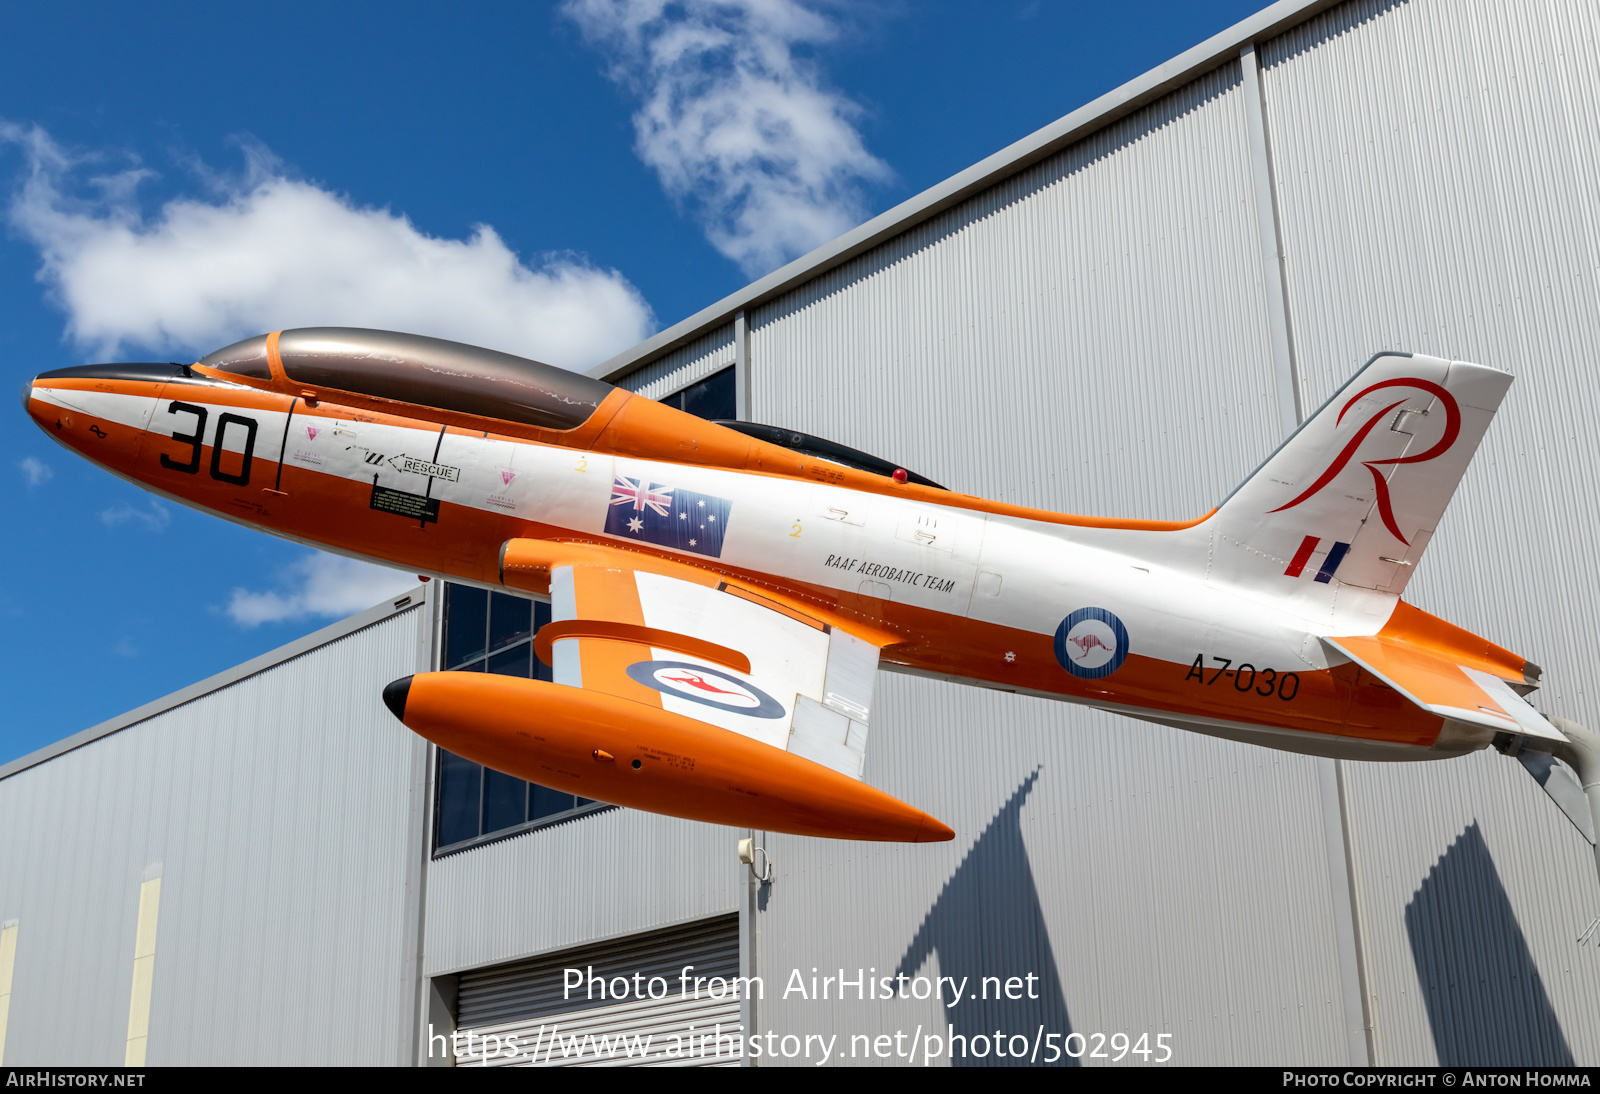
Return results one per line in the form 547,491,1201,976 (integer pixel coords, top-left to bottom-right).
1262,0,1600,1065
422,811,743,977
0,607,425,1066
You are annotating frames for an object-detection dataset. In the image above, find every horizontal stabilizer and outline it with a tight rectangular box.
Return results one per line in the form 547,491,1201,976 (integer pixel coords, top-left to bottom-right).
1326,634,1566,742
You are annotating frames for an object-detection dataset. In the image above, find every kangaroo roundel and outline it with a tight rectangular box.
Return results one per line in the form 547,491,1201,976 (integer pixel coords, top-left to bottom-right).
1054,608,1130,680
626,659,787,718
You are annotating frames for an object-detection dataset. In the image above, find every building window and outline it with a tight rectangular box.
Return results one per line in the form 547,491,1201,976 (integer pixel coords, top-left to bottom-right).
661,366,735,420
434,584,608,853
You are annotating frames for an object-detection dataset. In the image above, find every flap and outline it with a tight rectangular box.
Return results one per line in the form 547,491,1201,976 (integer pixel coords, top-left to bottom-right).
1326,635,1566,743
506,538,882,780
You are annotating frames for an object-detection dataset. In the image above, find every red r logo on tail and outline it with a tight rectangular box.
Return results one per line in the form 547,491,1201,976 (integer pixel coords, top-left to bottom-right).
1268,378,1460,545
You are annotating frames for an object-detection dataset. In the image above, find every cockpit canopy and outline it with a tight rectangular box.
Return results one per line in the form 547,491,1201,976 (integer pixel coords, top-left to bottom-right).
200,327,614,432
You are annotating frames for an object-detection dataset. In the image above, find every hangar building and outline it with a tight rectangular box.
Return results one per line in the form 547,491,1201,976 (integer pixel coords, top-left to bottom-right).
2,0,1598,1067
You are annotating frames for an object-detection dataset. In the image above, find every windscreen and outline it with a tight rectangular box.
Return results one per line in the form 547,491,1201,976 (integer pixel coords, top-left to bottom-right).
198,334,273,380
275,328,613,431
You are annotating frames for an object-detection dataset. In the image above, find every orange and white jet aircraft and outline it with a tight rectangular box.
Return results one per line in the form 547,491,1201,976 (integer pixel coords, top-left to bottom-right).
21,328,1600,850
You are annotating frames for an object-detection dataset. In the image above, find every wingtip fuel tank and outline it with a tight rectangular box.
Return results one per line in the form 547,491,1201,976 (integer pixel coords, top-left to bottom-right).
388,671,955,843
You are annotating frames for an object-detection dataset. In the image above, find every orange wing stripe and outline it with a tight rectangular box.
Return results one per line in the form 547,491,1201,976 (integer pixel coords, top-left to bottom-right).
534,620,751,675
501,537,723,597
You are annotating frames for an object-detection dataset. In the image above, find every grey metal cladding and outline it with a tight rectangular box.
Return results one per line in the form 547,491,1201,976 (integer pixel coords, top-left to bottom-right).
0,589,426,783
423,809,742,978
749,60,1285,521
1343,752,1599,1065
1262,0,1600,1064
0,608,423,1066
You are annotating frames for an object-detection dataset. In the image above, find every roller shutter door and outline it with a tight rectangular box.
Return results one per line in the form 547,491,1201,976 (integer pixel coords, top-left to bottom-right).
453,914,742,1067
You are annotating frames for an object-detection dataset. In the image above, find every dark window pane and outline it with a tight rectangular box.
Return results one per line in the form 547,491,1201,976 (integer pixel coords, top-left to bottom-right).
459,660,485,672
489,592,532,653
533,602,553,682
276,327,612,432
445,584,488,668
531,784,576,820
437,750,483,846
487,644,530,678
678,367,736,421
483,769,529,833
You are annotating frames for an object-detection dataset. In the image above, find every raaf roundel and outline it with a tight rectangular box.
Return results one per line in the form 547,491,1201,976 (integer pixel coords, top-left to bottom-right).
22,328,1600,855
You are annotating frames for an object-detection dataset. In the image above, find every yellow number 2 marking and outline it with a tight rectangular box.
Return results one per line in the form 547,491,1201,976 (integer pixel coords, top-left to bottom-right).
789,520,803,538
575,457,588,472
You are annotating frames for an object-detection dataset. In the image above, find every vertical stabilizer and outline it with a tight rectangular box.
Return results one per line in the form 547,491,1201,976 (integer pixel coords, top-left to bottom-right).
1207,352,1511,598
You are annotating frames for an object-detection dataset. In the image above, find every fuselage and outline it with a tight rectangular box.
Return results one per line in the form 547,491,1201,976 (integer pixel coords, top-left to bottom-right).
23,351,1518,763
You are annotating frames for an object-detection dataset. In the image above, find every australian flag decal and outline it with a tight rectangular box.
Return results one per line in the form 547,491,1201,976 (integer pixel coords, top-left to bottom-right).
605,476,733,558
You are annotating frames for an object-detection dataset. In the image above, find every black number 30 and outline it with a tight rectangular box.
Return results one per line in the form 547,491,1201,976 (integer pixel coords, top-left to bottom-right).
160,401,257,486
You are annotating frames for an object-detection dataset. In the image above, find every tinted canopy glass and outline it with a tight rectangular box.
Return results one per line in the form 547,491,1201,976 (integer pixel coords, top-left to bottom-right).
715,420,947,489
276,328,614,432
198,334,272,380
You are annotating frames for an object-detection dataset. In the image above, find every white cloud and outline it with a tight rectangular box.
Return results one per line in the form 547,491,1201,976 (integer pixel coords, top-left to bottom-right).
0,124,655,368
99,499,170,531
565,0,892,277
227,552,419,628
17,456,53,486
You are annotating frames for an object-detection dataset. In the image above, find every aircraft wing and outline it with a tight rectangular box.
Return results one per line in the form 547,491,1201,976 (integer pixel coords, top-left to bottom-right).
503,539,881,781
388,539,951,841
1324,634,1567,743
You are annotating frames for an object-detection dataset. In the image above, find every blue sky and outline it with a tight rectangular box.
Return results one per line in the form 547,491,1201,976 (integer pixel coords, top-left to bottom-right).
1,0,1264,762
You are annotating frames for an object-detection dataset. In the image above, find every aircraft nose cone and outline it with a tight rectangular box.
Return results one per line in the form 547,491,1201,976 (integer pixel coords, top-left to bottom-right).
383,676,414,721
20,376,34,416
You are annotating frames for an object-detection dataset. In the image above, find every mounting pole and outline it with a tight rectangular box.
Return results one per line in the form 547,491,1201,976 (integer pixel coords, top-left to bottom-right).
1549,717,1600,900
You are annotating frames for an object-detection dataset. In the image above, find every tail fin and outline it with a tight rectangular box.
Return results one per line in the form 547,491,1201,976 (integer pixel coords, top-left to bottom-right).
1208,352,1511,596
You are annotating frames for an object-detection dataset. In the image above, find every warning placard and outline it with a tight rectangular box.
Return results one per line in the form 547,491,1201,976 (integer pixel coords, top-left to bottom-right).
370,482,440,523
